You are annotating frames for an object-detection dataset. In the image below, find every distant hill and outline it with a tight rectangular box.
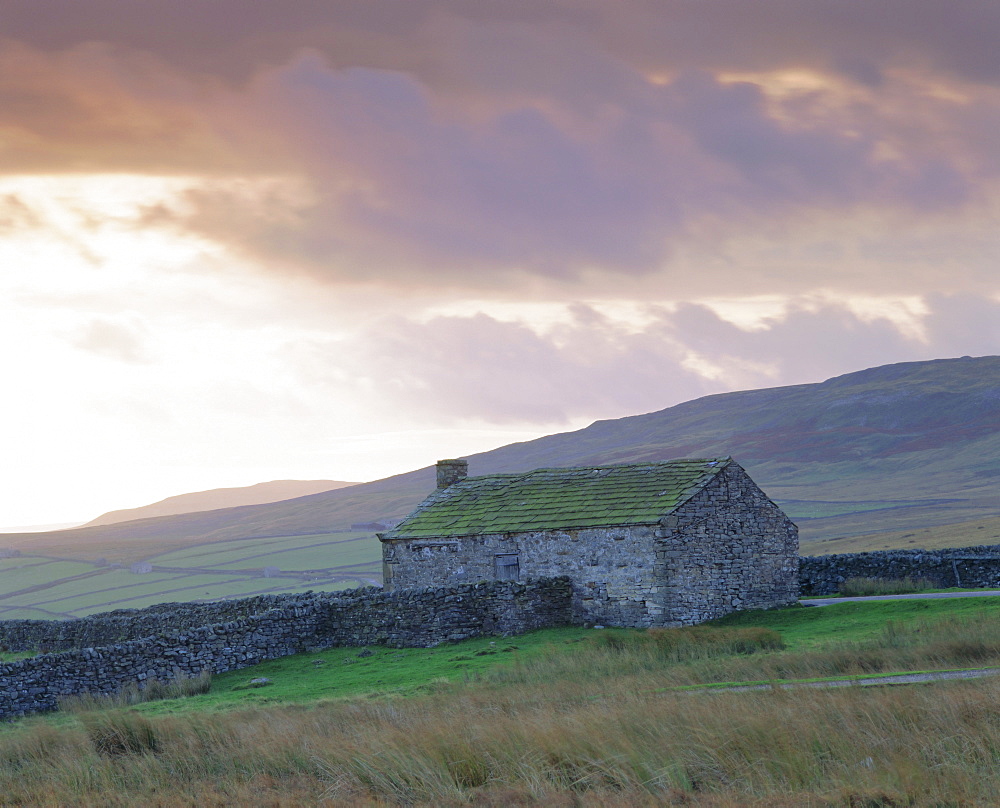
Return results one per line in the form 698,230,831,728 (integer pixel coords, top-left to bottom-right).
83,480,358,527
5,356,999,563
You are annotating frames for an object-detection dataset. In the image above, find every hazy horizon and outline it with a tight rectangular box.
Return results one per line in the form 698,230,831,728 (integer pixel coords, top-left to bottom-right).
1,1,998,526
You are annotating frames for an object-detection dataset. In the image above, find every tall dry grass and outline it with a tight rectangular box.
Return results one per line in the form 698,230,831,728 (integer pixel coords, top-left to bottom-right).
3,671,1000,805
486,617,1000,690
4,621,1000,805
59,670,212,714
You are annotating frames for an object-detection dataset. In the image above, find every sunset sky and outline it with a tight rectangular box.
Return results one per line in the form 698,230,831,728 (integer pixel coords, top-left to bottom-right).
2,0,999,528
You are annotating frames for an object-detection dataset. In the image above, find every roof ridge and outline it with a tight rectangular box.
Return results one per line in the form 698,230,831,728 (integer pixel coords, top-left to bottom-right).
457,457,732,484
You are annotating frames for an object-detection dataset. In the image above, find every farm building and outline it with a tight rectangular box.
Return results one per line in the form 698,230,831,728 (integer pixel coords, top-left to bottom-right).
379,457,798,627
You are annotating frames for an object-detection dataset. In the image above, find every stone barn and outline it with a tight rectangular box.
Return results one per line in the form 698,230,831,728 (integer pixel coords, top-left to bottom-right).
379,457,798,627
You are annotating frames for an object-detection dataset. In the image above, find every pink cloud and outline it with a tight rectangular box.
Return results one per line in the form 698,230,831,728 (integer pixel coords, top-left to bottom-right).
0,2,997,299
328,295,1000,424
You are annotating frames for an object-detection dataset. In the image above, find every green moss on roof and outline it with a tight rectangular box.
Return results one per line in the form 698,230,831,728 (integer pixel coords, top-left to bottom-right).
381,458,731,540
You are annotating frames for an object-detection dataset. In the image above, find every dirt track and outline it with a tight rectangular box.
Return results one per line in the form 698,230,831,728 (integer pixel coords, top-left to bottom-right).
801,590,1000,606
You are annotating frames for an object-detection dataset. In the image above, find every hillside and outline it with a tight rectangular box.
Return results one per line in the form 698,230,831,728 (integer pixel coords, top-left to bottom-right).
83,480,358,528
0,355,996,616
26,355,996,544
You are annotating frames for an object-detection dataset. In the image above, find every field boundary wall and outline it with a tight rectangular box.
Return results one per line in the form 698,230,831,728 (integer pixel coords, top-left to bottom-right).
0,577,573,720
7,541,1000,720
800,544,1000,595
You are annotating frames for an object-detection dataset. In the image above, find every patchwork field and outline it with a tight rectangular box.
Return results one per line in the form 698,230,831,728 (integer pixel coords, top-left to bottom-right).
0,531,381,619
6,511,1000,619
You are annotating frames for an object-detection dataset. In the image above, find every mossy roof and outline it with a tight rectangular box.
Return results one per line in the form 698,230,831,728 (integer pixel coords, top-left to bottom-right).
381,458,732,540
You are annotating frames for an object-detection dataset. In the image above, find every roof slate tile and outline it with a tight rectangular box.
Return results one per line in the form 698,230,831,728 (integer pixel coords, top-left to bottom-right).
382,458,731,540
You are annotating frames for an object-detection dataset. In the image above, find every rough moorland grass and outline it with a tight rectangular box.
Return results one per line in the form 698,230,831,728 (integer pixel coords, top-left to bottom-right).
59,671,212,713
5,658,1000,804
587,624,785,659
8,599,1000,804
486,613,1000,694
716,595,1000,649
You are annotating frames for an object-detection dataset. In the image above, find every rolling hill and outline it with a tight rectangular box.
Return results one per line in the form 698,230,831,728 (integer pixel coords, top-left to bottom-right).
0,355,996,617
84,479,358,527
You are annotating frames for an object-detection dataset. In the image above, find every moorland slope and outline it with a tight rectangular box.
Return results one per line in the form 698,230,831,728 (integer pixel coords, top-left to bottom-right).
0,356,996,616
18,355,995,549
84,479,357,527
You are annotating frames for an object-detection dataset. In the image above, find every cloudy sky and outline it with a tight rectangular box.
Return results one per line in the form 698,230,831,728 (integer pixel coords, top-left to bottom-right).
2,0,998,528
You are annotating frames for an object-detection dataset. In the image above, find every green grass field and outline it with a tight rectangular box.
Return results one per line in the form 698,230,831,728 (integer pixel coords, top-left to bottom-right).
19,596,1000,720
10,596,1000,805
0,559,102,593
204,542,377,571
148,532,373,565
135,628,589,717
715,596,1000,647
0,531,383,618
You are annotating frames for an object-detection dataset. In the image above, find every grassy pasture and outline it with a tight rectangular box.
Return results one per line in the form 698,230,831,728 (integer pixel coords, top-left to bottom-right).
9,598,1000,804
802,513,1000,555
3,572,370,618
41,575,364,616
20,572,254,613
0,559,102,594
0,606,72,620
207,544,376,572
147,532,373,564
0,532,382,618
19,571,191,604
717,596,1000,648
162,538,378,572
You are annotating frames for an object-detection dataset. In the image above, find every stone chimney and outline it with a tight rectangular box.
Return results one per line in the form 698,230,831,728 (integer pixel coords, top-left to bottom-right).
436,458,468,489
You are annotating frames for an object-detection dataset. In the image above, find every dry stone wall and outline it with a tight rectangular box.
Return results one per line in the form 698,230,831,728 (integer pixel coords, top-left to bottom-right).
11,539,1000,720
800,545,1000,595
0,592,354,654
657,464,799,625
0,577,573,720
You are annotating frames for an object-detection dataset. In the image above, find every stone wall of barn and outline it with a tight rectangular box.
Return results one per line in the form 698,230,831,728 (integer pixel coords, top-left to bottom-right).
382,463,799,627
383,523,661,627
656,463,800,625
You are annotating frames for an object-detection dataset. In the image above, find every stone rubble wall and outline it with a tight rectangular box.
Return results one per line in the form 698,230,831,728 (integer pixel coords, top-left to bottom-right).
0,592,359,654
383,463,800,628
657,463,800,625
0,577,573,720
800,545,1000,595
384,523,662,628
11,539,1000,720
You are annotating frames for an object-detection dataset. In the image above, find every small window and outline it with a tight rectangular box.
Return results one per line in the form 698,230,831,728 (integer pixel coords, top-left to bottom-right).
494,554,520,581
